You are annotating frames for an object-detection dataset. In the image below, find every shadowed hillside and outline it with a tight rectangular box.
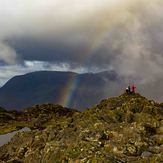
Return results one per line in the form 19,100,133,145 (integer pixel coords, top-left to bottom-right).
0,71,117,111
0,93,162,162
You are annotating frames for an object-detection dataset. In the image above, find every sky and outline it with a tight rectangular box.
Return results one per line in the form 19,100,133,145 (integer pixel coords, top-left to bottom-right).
0,0,163,101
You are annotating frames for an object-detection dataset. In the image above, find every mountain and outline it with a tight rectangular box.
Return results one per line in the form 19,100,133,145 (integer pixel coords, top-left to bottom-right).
0,71,117,111
0,93,162,162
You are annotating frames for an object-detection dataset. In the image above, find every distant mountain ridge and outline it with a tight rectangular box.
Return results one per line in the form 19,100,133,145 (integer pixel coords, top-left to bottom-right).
0,71,117,111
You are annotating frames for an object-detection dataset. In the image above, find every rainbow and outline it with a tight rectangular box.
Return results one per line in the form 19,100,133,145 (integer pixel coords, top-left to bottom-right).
58,20,111,108
58,72,79,107
53,0,136,108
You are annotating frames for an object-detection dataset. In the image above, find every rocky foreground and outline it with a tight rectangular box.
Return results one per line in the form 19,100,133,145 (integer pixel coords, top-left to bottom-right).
0,93,163,162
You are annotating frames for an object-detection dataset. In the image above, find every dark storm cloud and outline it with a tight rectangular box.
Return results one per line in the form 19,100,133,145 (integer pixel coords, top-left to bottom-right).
6,0,163,80
0,0,163,101
11,39,89,66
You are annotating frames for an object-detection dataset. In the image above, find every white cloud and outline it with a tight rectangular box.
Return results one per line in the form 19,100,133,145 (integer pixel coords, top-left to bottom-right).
0,42,17,64
0,60,105,86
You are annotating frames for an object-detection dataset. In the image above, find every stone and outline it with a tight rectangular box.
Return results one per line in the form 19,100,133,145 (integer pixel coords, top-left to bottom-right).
141,151,152,158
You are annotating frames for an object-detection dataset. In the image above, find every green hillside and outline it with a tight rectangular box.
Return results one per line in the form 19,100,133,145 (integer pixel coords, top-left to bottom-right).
0,93,162,162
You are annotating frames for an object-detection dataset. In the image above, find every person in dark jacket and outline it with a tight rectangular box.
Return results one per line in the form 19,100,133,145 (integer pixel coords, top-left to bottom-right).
128,86,131,93
126,86,131,94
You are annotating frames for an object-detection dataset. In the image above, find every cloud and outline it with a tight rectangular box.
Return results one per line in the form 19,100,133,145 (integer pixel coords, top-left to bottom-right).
0,0,163,101
0,60,104,86
1,0,127,64
0,42,17,64
0,61,67,86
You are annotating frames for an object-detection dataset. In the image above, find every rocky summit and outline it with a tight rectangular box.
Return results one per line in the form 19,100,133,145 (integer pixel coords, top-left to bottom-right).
0,93,163,163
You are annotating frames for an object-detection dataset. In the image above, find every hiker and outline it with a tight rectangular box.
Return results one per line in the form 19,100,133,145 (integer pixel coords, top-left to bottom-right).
131,84,136,93
126,87,129,93
128,86,131,93
126,86,131,94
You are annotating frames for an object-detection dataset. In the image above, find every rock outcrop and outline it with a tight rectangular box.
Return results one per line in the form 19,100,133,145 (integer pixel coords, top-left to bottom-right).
0,93,162,162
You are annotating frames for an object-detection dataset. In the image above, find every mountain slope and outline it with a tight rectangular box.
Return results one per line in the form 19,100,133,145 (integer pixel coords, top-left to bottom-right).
0,93,162,162
0,71,117,111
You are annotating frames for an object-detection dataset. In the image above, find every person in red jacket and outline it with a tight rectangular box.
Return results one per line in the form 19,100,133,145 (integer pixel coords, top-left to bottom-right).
131,84,136,93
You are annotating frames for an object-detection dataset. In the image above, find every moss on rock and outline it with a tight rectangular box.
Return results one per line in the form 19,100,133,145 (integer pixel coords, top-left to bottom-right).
0,93,163,162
